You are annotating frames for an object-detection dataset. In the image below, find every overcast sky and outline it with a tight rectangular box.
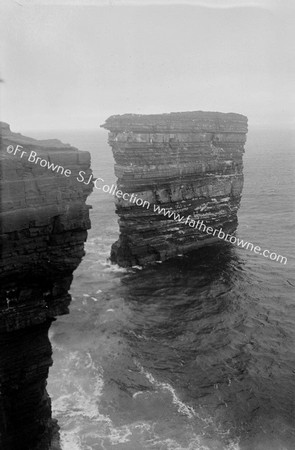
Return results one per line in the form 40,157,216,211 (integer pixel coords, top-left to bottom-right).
0,0,294,131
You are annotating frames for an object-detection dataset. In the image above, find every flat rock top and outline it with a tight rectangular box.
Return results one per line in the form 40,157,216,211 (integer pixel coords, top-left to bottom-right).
1,122,74,149
101,111,248,133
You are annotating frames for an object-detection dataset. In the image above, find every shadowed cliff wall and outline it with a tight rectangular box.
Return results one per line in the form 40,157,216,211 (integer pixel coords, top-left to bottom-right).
0,122,93,449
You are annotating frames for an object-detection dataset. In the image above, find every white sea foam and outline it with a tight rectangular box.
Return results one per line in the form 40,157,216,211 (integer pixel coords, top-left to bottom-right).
132,361,241,450
60,431,83,450
100,261,128,273
132,390,144,398
52,351,143,448
52,351,104,420
135,360,196,419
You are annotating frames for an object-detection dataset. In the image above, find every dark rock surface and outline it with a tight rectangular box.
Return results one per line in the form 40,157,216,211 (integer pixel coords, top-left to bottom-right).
0,122,93,449
101,111,248,267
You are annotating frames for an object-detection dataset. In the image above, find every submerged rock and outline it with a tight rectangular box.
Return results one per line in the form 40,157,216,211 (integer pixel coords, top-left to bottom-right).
0,122,93,449
101,111,248,267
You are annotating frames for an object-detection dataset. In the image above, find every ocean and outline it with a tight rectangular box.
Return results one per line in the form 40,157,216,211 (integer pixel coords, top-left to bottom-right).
28,127,295,450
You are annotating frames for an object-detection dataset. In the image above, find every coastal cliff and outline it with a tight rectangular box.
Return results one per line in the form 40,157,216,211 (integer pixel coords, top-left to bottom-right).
101,111,248,267
0,123,93,449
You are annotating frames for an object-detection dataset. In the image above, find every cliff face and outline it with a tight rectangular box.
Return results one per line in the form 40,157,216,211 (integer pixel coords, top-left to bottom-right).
0,123,93,449
101,111,248,267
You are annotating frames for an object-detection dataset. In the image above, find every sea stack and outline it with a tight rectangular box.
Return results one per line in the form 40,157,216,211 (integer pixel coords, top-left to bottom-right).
0,122,93,449
101,111,248,267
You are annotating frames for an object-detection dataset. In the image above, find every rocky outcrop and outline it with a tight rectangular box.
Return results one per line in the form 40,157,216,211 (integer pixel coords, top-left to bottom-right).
0,122,93,449
101,111,248,267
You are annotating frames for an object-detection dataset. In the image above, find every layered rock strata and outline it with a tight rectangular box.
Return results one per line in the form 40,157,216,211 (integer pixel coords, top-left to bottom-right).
0,122,93,449
101,111,248,267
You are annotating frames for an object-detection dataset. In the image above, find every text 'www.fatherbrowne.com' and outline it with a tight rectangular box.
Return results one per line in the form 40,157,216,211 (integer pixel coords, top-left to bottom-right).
7,144,287,265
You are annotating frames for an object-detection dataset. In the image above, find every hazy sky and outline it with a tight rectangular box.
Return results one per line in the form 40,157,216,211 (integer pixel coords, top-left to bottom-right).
0,0,294,131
